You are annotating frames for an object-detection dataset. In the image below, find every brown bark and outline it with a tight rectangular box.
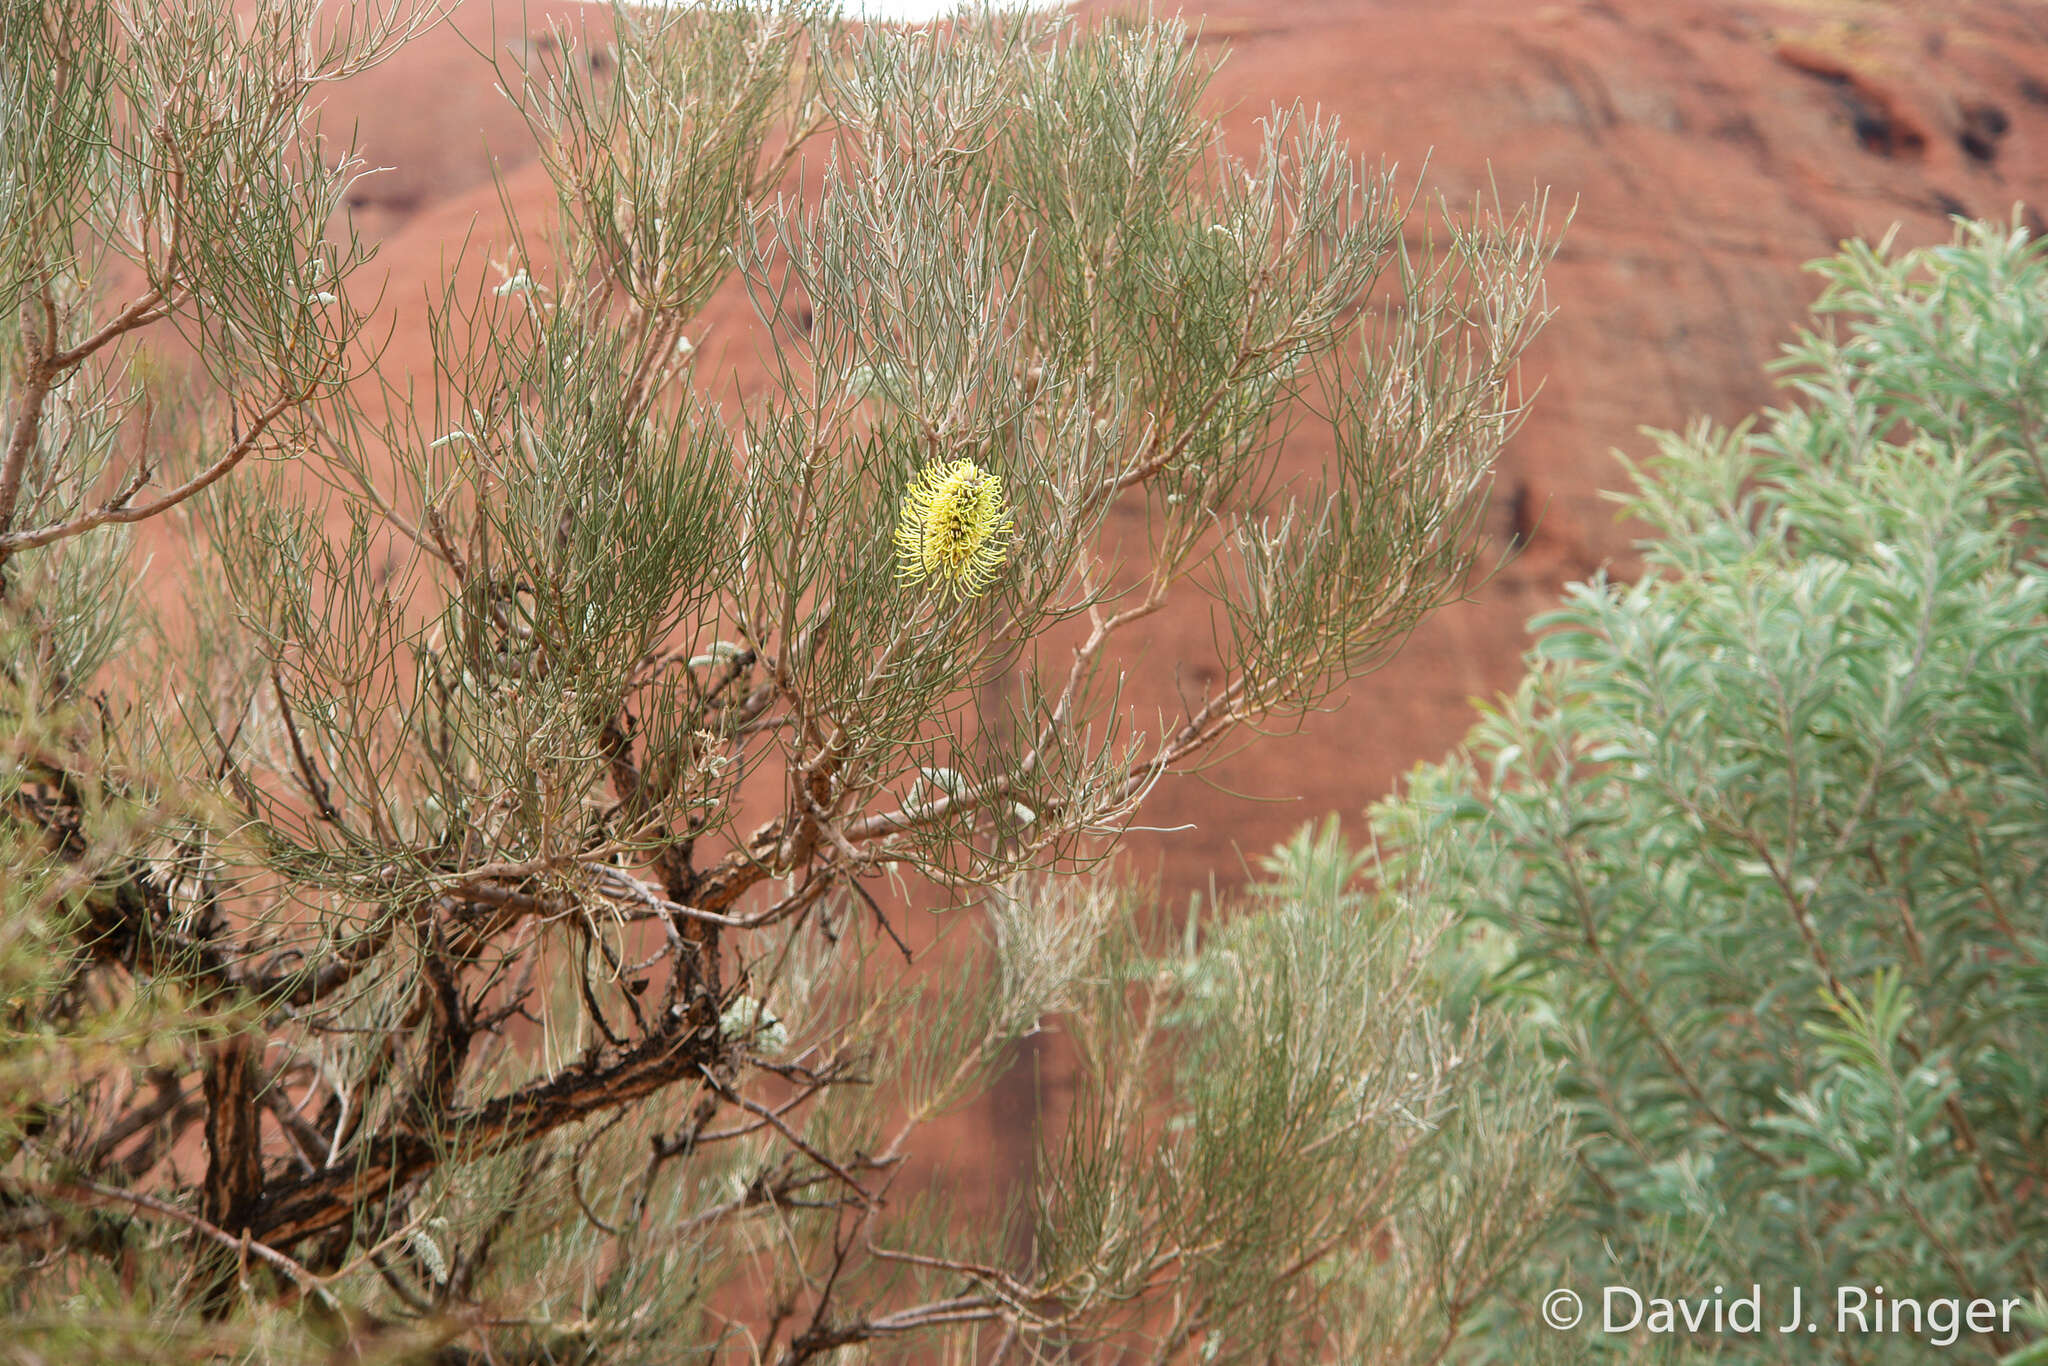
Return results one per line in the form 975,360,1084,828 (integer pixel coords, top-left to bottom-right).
249,1021,720,1248
195,1034,265,1312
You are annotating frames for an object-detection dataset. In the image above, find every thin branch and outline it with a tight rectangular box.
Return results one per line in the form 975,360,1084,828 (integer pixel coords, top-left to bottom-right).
47,285,173,372
0,392,299,556
40,1179,335,1306
697,1065,875,1208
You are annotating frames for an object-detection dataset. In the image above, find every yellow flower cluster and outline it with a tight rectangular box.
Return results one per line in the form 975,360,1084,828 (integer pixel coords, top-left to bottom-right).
894,458,1014,601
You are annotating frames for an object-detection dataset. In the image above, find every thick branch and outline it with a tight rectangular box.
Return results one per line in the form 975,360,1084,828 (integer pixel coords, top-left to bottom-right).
249,1022,721,1247
196,1035,268,1312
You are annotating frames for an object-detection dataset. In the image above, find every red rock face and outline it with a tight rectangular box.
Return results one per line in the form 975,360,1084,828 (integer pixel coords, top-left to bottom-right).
1089,0,2048,897
317,0,2048,904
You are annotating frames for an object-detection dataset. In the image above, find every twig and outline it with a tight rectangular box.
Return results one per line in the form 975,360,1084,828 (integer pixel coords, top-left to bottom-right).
272,664,341,822
40,1178,335,1306
847,875,914,964
697,1066,874,1209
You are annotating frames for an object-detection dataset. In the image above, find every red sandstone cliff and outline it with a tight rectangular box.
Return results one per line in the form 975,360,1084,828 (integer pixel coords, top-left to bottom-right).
309,0,2048,903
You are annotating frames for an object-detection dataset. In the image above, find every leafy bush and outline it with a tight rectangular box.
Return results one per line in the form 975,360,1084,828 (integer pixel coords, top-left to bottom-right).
1378,217,2048,1363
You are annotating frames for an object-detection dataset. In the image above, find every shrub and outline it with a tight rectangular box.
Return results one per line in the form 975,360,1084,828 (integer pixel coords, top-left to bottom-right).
0,1,1560,1359
1377,217,2048,1364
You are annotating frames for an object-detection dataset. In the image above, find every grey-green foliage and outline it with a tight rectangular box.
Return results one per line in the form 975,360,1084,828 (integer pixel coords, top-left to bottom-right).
2,1,1559,1361
1375,217,2048,1364
1034,820,1576,1366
